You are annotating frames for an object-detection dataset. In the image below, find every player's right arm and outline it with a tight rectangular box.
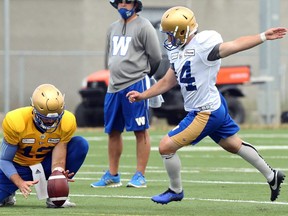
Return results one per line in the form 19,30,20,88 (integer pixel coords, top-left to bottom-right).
0,139,38,198
127,67,177,102
50,111,77,181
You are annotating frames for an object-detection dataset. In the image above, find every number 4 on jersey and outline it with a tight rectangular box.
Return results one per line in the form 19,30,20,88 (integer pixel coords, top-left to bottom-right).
179,61,197,91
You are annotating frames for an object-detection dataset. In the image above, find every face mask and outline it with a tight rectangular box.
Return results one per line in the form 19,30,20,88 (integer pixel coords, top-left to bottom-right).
118,8,135,20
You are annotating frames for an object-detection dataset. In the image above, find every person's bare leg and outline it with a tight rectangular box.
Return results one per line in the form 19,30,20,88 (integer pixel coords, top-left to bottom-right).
108,130,123,175
135,130,150,175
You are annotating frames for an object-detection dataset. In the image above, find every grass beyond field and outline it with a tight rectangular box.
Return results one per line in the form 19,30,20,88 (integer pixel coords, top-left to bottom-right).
1,125,288,215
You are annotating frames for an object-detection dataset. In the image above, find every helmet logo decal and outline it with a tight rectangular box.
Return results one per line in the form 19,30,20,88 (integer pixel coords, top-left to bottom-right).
46,98,60,112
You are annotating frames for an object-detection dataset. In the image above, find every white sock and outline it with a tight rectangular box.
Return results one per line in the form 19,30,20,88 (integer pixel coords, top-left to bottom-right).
237,142,274,182
161,153,182,193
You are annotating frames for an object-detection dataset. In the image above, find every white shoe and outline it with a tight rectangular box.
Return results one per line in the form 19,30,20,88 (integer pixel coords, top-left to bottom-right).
46,197,76,208
0,193,16,207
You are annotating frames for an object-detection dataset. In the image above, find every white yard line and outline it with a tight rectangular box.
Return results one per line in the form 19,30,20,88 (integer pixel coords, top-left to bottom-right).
151,145,288,152
23,192,288,206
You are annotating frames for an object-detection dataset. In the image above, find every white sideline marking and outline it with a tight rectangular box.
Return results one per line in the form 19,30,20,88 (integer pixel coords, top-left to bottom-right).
70,194,288,205
76,177,287,186
79,135,288,152
151,145,288,152
79,167,288,174
24,192,288,205
83,133,288,141
2,133,288,141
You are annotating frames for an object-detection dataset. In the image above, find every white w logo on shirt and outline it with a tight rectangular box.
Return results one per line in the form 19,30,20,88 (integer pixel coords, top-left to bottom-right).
112,36,132,56
135,117,146,126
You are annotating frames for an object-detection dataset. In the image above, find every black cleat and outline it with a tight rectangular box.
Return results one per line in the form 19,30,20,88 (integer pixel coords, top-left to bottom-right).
268,170,285,201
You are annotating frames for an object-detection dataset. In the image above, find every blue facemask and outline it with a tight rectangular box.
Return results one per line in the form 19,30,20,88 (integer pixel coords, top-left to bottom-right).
118,8,135,20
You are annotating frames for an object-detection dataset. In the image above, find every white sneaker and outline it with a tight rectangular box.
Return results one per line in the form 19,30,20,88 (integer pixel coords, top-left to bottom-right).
0,193,16,207
46,197,76,208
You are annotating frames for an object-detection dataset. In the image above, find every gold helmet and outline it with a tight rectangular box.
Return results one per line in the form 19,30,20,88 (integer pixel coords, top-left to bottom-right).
160,6,198,51
31,84,65,132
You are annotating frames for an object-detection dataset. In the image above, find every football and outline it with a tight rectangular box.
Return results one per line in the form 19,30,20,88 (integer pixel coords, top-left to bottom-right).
47,170,69,207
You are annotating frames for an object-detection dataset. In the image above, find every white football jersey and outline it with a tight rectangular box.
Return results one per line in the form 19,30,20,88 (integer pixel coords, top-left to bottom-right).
168,30,223,112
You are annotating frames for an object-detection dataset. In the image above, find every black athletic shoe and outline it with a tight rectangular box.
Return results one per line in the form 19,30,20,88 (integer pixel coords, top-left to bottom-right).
268,170,285,201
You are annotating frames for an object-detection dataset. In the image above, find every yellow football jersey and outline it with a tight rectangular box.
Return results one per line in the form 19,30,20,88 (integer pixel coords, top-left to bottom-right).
2,107,77,166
